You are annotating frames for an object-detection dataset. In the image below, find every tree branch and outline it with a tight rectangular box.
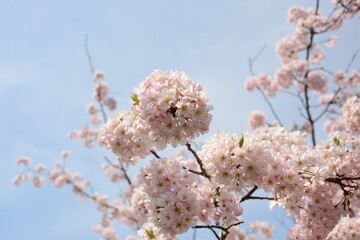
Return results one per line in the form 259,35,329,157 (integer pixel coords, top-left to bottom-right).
314,88,341,122
150,150,161,159
240,186,258,202
186,143,211,180
193,221,244,240
104,156,132,185
256,87,284,126
85,35,108,123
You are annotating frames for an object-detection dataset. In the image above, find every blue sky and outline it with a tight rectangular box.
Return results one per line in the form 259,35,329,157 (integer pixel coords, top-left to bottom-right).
1,0,359,239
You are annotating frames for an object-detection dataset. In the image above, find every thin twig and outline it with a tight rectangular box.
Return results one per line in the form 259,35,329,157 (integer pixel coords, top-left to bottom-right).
314,88,341,122
194,225,220,240
84,35,108,122
85,34,95,74
104,156,132,185
302,0,320,147
220,221,244,240
194,221,244,240
345,51,358,73
244,196,275,201
278,89,299,98
248,44,283,126
240,186,258,202
303,85,316,147
186,143,211,180
256,88,284,126
151,150,161,159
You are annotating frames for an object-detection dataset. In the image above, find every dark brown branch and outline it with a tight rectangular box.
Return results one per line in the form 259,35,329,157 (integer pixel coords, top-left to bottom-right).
325,176,360,184
186,143,211,180
186,167,204,177
240,186,258,202
194,225,220,240
302,0,320,147
194,221,244,240
241,186,275,203
325,176,360,211
244,196,275,201
150,150,161,159
304,84,316,147
220,221,244,240
118,159,132,186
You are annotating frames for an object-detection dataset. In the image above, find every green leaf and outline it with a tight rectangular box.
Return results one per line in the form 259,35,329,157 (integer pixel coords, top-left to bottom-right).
215,187,221,196
145,228,155,239
333,137,340,146
131,93,139,104
239,135,245,148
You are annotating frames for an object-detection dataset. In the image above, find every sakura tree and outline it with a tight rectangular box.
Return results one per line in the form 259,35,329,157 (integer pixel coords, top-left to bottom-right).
14,0,360,240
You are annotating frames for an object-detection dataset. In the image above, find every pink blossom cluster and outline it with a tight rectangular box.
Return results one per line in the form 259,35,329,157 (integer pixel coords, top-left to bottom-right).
267,2,359,97
68,127,99,148
274,60,308,89
102,162,127,183
248,221,274,239
325,35,338,48
200,127,308,192
248,111,267,131
304,70,328,95
287,183,346,240
244,73,278,97
334,70,360,88
99,110,152,164
286,131,360,239
132,70,213,146
198,126,360,239
13,157,45,187
91,70,117,110
69,69,118,148
342,96,360,134
94,70,105,80
14,1,360,239
93,82,109,102
226,222,274,240
13,153,88,190
134,156,244,238
326,216,360,240
318,93,336,105
92,210,138,240
14,154,141,240
287,6,328,30
100,70,213,164
90,190,141,239
135,157,203,236
323,117,345,133
137,157,199,236
331,0,360,18
137,222,178,240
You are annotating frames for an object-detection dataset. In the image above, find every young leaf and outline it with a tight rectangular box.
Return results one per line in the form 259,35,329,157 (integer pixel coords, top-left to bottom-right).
239,134,245,148
131,93,139,104
145,228,155,239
